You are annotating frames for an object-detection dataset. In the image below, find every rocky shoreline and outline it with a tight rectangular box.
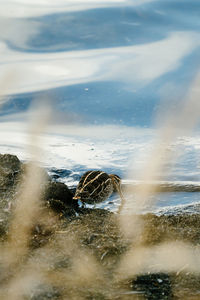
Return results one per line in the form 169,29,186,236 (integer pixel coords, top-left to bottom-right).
0,154,200,299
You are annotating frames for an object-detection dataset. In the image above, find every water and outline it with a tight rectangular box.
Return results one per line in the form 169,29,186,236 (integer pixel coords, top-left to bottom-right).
1,0,200,214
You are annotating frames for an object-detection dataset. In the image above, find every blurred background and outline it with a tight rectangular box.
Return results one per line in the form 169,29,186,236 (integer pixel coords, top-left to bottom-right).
1,0,200,213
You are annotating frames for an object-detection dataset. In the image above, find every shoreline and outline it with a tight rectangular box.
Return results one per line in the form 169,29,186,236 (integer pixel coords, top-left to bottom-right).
0,153,200,299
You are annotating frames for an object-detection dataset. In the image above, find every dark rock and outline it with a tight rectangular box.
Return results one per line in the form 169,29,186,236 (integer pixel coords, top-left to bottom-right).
0,154,21,190
44,181,75,206
46,199,70,213
46,199,77,218
0,154,21,172
133,273,173,300
0,154,23,234
69,187,76,195
43,181,78,217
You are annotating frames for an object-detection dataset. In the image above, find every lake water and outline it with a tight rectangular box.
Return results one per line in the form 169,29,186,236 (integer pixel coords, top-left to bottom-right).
1,0,200,214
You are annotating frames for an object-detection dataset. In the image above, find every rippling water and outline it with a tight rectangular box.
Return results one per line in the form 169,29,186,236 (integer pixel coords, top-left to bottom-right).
1,0,200,213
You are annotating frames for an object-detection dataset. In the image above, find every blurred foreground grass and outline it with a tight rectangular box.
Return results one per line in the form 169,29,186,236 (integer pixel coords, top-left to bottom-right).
0,154,199,299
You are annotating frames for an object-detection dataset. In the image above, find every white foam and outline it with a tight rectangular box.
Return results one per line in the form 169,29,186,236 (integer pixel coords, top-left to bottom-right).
0,121,147,171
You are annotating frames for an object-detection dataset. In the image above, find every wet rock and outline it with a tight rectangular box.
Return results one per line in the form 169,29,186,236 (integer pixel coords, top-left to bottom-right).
44,181,74,206
43,181,78,217
46,199,77,219
133,273,173,299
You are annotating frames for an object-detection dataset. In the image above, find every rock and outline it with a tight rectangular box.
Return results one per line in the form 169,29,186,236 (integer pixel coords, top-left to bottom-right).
0,154,23,236
0,154,21,172
43,181,78,217
0,154,21,190
44,182,74,205
44,181,76,206
133,273,173,299
1,154,200,299
46,199,77,218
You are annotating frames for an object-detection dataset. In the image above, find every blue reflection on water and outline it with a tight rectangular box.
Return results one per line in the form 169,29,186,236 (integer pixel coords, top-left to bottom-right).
2,49,200,128
2,81,160,126
8,3,200,53
2,1,200,126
